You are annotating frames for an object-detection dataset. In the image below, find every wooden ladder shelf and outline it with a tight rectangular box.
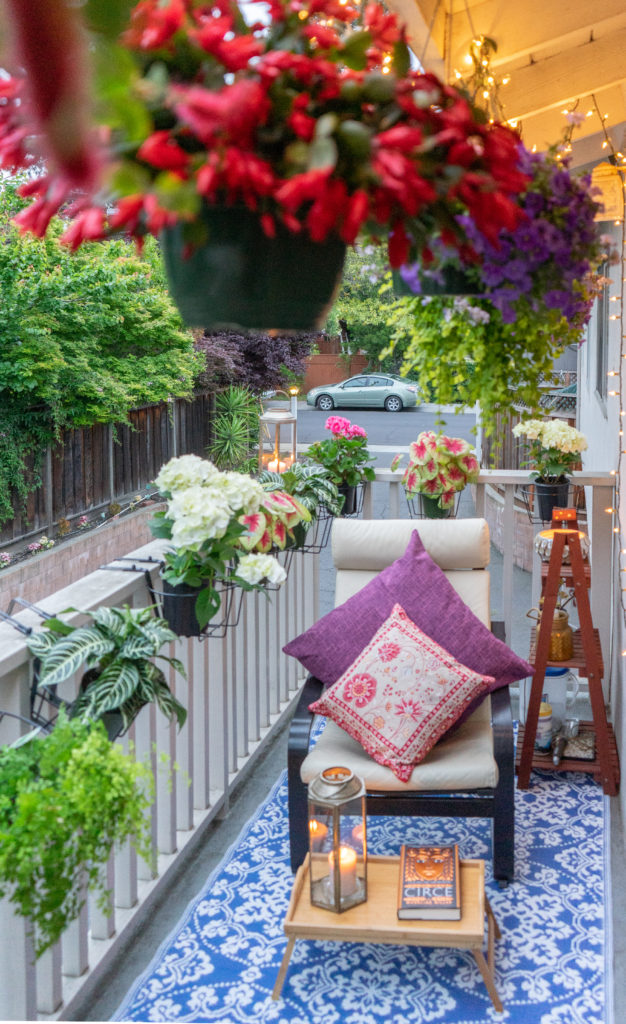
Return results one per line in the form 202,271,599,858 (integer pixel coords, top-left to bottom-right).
516,511,620,795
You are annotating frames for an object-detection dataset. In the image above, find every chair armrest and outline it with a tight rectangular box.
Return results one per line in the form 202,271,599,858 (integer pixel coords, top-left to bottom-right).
288,675,324,765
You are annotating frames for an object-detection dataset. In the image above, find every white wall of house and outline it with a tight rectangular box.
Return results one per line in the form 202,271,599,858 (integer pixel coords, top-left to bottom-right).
577,218,625,828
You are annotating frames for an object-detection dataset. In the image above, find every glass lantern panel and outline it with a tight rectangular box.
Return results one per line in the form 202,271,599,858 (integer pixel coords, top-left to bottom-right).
308,795,367,912
259,414,296,473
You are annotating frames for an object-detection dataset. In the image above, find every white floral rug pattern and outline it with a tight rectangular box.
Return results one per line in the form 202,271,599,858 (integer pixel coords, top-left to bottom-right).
113,770,611,1024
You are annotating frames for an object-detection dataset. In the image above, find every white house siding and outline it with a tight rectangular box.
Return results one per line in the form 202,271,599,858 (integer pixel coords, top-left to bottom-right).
578,218,624,830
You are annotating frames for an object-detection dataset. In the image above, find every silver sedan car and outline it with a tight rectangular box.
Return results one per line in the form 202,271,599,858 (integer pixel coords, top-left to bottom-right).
306,373,420,412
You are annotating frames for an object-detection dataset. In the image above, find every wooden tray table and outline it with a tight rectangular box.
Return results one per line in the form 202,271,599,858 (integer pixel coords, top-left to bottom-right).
272,854,502,1011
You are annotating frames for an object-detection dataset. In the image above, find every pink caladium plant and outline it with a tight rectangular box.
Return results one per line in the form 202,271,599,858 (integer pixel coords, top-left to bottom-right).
394,431,479,510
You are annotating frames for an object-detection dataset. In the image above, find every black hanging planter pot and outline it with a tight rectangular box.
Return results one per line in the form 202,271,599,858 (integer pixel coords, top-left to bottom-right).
159,578,205,637
534,478,570,522
337,484,358,516
161,204,347,331
392,265,483,298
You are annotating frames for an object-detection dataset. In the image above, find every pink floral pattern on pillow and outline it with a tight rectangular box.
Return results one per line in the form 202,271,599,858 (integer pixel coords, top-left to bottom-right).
309,603,494,782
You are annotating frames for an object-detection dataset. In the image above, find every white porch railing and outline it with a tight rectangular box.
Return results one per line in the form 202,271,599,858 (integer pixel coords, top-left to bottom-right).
0,467,615,1020
0,541,319,1021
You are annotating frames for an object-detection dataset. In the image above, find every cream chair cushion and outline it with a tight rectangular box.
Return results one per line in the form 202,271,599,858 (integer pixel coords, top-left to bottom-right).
300,517,498,791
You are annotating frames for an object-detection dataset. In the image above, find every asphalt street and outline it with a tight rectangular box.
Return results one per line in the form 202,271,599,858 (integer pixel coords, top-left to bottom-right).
295,402,478,450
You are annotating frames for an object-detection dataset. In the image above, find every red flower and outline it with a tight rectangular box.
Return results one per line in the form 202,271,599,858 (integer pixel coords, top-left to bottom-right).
60,207,106,250
137,131,190,172
302,24,342,49
122,0,185,50
174,81,270,147
340,190,369,245
190,18,264,72
376,126,424,152
387,221,409,268
306,179,348,242
287,110,316,142
274,168,333,211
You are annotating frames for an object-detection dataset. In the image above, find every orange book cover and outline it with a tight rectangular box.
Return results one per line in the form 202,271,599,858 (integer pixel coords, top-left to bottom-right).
397,844,461,920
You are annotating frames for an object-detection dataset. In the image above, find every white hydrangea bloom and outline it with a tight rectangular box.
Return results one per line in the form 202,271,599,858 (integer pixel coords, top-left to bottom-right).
217,472,265,514
168,486,232,549
236,553,287,586
512,419,544,441
541,420,587,454
155,454,219,494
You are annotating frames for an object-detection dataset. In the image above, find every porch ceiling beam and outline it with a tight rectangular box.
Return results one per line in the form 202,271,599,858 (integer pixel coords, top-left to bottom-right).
444,0,626,69
496,28,626,122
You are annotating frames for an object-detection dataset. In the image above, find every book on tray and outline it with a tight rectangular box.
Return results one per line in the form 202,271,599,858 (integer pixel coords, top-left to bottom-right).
397,844,461,920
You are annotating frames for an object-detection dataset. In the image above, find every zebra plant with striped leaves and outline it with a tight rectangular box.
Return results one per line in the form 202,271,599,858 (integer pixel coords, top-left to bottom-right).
259,462,344,549
27,605,187,737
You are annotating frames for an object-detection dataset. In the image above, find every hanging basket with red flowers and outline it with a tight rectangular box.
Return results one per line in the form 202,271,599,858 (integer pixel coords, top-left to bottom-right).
0,0,528,330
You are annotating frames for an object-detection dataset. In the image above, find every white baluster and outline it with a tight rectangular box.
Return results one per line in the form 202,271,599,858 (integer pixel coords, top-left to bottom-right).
0,894,36,1021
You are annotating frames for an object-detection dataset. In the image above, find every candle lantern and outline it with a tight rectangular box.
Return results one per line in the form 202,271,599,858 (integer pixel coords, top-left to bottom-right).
307,765,367,913
258,407,297,474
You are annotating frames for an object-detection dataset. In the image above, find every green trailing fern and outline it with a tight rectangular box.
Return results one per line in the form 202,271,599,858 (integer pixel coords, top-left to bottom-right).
0,711,153,955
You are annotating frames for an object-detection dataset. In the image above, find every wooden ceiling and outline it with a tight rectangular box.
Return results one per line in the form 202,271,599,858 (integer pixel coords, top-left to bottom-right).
389,0,626,166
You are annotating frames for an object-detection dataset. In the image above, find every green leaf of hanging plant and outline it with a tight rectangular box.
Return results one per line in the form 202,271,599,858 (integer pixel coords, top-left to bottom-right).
84,0,136,37
392,39,411,77
341,31,372,71
308,137,338,171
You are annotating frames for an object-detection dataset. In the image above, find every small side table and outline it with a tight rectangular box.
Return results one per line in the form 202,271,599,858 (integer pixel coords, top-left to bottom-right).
273,854,502,1012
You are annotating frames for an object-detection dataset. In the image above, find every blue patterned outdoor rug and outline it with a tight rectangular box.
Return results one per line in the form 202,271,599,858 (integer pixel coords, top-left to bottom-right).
114,770,612,1024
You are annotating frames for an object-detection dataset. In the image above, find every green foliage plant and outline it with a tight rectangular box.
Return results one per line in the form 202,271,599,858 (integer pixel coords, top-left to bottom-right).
27,606,187,733
0,179,203,527
207,386,261,472
383,292,583,436
259,462,343,546
0,711,153,956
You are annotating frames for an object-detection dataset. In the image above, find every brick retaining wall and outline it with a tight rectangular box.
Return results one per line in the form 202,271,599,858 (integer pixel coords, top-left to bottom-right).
0,506,158,611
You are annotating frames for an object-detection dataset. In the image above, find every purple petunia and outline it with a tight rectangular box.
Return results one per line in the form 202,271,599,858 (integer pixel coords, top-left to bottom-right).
399,143,610,330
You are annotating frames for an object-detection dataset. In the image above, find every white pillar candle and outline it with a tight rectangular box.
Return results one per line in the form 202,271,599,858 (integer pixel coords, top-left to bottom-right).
328,845,357,897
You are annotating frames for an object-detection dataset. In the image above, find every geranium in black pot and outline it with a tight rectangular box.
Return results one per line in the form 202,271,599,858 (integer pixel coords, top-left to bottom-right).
305,417,375,515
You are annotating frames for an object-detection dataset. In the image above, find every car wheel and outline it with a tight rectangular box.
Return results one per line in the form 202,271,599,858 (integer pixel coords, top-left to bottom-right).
384,395,403,412
316,394,334,411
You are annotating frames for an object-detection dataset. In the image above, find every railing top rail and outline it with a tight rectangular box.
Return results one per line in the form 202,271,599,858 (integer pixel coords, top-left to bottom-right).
369,467,615,487
0,539,168,678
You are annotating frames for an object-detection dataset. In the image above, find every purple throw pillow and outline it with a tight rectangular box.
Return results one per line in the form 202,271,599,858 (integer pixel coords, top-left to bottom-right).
283,530,532,704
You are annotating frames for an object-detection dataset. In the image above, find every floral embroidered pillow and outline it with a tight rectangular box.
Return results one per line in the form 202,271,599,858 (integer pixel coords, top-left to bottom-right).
308,603,494,782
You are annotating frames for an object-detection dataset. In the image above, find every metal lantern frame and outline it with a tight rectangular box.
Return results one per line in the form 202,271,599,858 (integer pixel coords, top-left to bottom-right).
307,765,367,913
258,407,297,474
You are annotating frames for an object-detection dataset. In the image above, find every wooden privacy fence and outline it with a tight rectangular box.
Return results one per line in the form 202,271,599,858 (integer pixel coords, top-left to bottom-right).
0,393,215,547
